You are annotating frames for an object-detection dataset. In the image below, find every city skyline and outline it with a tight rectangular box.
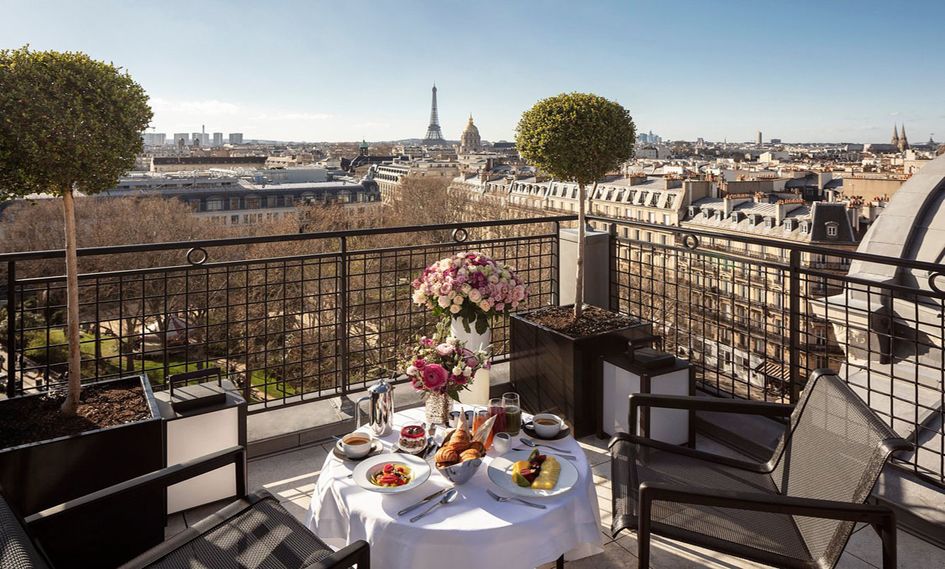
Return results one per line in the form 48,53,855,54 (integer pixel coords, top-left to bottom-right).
4,0,944,143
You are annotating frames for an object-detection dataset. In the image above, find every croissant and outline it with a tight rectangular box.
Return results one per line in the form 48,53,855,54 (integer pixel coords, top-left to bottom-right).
467,441,485,454
460,448,481,462
435,446,460,465
450,429,471,445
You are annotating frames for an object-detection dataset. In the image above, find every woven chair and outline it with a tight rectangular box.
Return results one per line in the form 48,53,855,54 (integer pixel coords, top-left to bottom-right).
1,447,369,569
610,369,911,569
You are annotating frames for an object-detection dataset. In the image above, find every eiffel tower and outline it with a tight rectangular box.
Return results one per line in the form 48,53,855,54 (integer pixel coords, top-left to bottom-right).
423,83,446,144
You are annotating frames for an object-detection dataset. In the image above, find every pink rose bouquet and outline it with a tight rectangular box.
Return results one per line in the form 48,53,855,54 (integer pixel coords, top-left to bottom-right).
404,327,490,401
411,251,528,334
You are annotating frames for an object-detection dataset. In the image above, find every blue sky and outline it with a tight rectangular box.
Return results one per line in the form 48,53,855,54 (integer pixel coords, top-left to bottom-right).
3,0,944,143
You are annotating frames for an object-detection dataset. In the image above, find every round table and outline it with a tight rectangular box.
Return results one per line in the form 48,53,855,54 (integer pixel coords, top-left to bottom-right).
305,405,603,569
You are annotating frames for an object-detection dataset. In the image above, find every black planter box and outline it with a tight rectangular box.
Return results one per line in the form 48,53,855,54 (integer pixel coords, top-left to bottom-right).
0,375,165,567
510,308,653,437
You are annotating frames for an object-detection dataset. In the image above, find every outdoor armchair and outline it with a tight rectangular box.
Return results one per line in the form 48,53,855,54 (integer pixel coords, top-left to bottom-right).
1,446,369,569
610,369,911,569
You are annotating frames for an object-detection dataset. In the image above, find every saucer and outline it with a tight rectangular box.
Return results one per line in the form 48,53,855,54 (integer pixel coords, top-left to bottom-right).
333,439,384,461
522,421,571,441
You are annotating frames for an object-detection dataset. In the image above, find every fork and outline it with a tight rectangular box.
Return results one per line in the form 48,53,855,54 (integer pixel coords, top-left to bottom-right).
486,489,546,509
511,447,577,460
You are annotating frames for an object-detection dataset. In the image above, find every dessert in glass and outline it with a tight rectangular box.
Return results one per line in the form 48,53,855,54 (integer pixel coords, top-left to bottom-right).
398,424,427,453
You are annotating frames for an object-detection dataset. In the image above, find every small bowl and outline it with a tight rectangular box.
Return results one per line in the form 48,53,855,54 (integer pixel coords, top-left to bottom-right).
341,432,374,459
532,413,564,439
437,458,483,485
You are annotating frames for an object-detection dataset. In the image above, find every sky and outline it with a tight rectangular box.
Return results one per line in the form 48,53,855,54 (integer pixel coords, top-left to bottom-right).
3,0,945,143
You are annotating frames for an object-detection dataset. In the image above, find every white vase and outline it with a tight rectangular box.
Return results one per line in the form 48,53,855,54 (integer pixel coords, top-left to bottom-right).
451,315,492,406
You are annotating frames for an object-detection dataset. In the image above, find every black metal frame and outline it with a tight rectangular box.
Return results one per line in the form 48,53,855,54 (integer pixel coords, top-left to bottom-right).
610,381,912,569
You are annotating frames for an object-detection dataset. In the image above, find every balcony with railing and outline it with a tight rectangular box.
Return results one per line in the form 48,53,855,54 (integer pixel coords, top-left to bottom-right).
1,214,943,567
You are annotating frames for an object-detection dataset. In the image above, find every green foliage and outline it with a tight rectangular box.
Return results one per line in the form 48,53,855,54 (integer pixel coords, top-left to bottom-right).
515,93,636,185
0,46,152,200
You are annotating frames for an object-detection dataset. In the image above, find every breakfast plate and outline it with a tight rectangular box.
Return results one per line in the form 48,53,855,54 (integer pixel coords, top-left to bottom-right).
487,450,578,498
352,453,431,494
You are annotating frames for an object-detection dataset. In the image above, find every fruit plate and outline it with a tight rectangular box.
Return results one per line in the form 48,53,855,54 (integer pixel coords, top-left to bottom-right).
487,450,579,498
352,453,431,494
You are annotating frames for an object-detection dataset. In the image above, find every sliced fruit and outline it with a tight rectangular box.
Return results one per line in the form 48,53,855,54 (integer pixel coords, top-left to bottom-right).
531,456,560,490
511,459,533,487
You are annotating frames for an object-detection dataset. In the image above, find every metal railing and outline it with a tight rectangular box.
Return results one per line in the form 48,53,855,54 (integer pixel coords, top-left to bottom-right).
2,213,943,487
1,216,567,411
596,214,945,487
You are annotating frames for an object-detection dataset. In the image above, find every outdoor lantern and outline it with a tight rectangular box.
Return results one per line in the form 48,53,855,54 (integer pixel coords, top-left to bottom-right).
601,347,693,445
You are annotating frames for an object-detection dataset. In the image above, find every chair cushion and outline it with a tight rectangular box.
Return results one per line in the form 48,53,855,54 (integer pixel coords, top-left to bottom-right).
0,496,50,569
613,439,812,562
145,498,335,569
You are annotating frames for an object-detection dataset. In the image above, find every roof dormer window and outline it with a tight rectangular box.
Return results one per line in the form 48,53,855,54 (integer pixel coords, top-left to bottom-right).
825,222,839,239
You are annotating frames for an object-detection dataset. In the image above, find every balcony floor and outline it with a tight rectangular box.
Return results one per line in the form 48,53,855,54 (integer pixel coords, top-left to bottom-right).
167,436,945,569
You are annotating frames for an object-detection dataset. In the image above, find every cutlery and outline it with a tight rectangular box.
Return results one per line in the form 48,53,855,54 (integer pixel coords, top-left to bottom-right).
410,488,458,523
519,438,573,453
486,489,546,509
423,438,438,459
398,487,449,516
511,448,577,460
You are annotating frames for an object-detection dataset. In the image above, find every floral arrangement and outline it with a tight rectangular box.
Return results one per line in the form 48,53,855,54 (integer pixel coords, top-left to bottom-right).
411,251,528,334
404,325,490,401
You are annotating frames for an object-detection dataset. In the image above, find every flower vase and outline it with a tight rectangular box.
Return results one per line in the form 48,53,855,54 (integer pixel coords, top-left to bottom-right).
425,391,451,425
451,315,492,406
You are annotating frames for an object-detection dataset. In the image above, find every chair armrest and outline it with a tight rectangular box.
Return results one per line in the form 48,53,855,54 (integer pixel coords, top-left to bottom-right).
609,432,770,473
629,393,793,421
25,445,246,529
639,481,893,524
305,539,370,569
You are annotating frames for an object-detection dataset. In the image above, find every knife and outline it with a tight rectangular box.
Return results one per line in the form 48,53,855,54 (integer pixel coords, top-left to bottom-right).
397,488,448,516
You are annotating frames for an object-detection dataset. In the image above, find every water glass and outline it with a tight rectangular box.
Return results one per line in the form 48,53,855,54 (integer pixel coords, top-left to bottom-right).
502,392,522,435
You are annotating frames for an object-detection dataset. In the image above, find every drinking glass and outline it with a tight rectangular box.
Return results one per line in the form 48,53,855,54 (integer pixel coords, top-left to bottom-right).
502,392,522,435
488,397,506,447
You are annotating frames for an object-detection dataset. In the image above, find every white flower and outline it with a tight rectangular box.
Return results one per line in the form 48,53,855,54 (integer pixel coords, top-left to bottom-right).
478,299,491,312
437,295,451,308
462,367,472,377
406,365,417,376
449,304,461,314
452,295,463,305
412,289,426,304
452,365,464,375
468,288,482,302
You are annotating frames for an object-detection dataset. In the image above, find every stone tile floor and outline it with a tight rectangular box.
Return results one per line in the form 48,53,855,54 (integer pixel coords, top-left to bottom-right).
169,435,945,568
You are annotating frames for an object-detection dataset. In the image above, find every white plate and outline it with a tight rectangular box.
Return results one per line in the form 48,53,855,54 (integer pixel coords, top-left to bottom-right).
352,453,431,494
487,450,579,498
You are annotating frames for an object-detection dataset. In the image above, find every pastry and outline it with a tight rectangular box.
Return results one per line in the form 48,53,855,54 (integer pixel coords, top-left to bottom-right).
459,448,481,462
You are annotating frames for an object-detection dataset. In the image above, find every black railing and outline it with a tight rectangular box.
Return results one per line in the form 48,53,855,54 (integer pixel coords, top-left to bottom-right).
1,213,943,487
0,216,567,410
595,214,945,487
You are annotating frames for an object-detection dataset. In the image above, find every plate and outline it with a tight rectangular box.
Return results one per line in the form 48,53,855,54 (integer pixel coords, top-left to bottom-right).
352,453,431,494
487,450,579,498
332,439,384,462
522,421,572,441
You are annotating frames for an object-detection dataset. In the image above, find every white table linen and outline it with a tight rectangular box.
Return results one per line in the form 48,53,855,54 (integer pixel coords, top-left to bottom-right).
306,405,603,569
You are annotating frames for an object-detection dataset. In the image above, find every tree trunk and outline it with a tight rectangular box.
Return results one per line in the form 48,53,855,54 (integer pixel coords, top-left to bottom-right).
60,186,82,415
574,183,586,320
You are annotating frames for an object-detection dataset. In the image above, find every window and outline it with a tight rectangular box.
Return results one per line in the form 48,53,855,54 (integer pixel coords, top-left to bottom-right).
230,215,239,224
663,214,671,225
825,222,839,238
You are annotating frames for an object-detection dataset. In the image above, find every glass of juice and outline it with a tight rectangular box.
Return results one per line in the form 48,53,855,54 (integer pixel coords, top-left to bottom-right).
474,410,491,448
488,398,506,446
502,392,522,435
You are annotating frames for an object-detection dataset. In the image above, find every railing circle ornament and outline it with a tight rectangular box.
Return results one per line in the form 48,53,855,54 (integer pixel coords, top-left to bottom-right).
186,247,208,266
682,233,700,250
929,271,945,296
451,228,469,243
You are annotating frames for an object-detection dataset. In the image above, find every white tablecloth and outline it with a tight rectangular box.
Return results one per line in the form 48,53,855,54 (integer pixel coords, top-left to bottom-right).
306,406,603,569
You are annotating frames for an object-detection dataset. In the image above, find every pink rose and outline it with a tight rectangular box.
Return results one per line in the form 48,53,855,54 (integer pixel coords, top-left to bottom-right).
422,363,448,391
413,358,427,369
452,373,468,385
435,343,454,356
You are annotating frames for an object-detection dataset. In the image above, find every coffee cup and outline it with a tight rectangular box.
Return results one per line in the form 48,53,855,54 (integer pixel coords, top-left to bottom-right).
532,413,563,438
341,432,373,459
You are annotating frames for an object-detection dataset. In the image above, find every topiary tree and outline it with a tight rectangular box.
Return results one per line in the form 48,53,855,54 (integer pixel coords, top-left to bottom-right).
0,46,152,413
515,92,635,319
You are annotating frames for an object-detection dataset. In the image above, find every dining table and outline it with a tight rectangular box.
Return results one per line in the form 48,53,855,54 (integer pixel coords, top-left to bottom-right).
305,404,604,569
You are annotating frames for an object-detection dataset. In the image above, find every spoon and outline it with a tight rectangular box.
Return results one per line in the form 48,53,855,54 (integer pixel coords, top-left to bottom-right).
410,488,458,523
519,438,573,453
